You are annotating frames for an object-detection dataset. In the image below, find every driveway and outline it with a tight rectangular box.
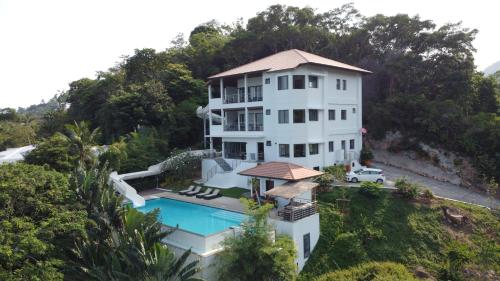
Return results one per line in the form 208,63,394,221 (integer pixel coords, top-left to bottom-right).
373,162,499,209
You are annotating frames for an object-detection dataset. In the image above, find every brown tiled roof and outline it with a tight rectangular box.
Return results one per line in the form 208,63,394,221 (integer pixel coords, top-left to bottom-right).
208,49,371,79
265,181,318,199
238,161,323,180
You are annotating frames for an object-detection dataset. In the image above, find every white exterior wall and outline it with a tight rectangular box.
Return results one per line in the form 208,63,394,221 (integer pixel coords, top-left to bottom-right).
269,213,320,271
206,64,363,170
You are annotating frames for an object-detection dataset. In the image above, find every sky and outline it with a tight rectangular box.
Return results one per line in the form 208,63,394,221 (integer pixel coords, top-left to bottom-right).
0,0,499,108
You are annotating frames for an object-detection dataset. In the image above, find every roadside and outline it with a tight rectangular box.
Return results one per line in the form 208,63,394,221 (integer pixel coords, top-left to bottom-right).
373,162,499,209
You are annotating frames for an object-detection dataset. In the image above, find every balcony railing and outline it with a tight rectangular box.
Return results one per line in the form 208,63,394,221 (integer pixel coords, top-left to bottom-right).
277,201,317,222
248,123,264,131
225,152,247,160
223,123,245,131
224,93,241,104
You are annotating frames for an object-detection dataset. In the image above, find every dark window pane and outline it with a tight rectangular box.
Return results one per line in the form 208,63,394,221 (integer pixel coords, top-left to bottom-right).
329,141,334,152
278,76,288,90
303,233,310,258
293,110,305,123
308,109,318,121
308,76,318,88
309,143,319,155
279,144,290,157
328,109,335,120
265,78,270,84
278,110,289,124
341,110,347,120
336,79,341,90
294,144,306,157
293,75,305,89
350,139,355,149
342,79,347,90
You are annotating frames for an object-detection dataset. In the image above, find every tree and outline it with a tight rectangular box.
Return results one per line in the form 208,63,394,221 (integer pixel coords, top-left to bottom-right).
218,199,297,281
63,121,101,169
0,163,88,280
68,165,201,281
24,133,76,172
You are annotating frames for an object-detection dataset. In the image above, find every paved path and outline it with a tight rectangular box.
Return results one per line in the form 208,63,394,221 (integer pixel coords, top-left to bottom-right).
372,162,499,209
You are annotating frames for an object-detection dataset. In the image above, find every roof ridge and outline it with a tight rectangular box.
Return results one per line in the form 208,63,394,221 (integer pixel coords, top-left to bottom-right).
292,49,309,63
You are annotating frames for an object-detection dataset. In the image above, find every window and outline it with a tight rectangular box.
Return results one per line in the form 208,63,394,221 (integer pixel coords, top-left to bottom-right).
309,109,318,121
247,86,262,102
309,143,319,155
308,75,318,88
293,75,305,89
277,75,288,90
293,110,305,123
336,79,341,90
352,107,356,114
313,166,320,171
278,110,289,124
266,140,272,146
350,139,355,150
279,144,290,157
303,233,311,259
294,144,306,157
341,110,347,120
211,110,222,125
342,79,347,90
329,141,334,152
266,109,271,115
265,78,270,84
328,109,336,120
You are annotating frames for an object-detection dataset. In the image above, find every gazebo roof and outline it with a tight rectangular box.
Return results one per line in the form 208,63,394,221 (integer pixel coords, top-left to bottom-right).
265,181,319,199
238,161,323,180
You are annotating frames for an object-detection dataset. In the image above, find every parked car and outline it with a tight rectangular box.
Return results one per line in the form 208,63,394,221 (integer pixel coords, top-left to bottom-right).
346,168,385,183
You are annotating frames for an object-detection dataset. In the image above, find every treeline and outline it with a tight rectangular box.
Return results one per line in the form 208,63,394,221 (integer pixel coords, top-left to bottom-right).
3,3,500,181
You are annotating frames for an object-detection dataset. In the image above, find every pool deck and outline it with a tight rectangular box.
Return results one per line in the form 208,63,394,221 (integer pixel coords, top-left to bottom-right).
139,188,246,213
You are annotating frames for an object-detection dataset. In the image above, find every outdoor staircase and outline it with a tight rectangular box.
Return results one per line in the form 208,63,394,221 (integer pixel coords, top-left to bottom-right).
215,157,233,172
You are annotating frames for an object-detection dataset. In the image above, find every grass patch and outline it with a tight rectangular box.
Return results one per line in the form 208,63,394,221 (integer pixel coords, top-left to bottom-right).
221,187,249,199
300,187,500,280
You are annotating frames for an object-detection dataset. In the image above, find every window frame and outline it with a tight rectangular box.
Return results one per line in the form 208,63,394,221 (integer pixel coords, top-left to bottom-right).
308,109,318,121
293,144,306,158
328,109,336,120
341,109,347,120
308,75,318,88
277,75,289,90
303,233,311,259
336,79,341,90
328,141,334,152
293,109,306,123
349,139,355,150
278,110,289,124
309,143,319,155
279,144,290,158
342,79,347,90
265,78,270,84
292,75,305,89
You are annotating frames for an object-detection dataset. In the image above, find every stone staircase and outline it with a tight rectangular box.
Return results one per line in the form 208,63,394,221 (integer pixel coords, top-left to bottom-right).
214,157,233,172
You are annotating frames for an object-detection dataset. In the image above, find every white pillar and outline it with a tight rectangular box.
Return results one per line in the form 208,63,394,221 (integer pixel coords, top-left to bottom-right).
245,107,248,131
220,78,224,103
244,74,248,102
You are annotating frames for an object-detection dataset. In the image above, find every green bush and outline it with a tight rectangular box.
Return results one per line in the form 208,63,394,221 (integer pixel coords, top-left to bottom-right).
360,147,374,164
358,182,383,198
323,165,346,184
422,188,434,200
330,232,368,268
314,262,417,281
394,177,420,199
315,174,333,191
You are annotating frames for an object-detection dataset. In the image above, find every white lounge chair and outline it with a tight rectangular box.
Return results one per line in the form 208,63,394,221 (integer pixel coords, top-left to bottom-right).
179,185,195,195
196,188,213,198
185,186,202,196
203,189,221,200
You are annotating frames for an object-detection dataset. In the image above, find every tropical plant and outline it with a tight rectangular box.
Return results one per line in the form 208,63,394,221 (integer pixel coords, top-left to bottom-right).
359,147,374,166
63,121,101,169
315,173,333,192
25,133,76,172
323,165,346,185
394,177,420,200
68,165,201,281
358,182,383,198
218,199,297,281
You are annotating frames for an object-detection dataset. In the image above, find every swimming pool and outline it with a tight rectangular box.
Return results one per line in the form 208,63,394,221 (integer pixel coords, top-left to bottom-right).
135,198,247,236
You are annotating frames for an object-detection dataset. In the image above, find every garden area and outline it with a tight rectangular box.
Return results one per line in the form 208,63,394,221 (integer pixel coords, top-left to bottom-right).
299,185,500,280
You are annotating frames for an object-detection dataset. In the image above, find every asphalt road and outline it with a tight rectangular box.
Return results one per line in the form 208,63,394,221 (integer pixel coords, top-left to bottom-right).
373,162,499,209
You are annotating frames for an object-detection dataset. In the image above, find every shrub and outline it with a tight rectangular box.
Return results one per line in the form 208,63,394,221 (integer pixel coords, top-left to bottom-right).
314,261,417,281
394,177,420,199
422,188,434,200
323,165,346,184
359,147,374,165
358,181,383,198
330,232,368,268
315,174,333,192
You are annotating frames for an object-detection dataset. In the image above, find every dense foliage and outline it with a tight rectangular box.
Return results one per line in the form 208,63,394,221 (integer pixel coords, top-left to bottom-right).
0,163,88,280
300,188,500,280
313,261,417,281
218,199,297,281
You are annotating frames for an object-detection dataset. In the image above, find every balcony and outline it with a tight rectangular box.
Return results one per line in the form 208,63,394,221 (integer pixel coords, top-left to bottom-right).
276,201,318,222
248,123,263,131
247,86,263,102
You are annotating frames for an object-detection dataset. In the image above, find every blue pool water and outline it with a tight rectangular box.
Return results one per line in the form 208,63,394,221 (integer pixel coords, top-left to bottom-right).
136,198,247,236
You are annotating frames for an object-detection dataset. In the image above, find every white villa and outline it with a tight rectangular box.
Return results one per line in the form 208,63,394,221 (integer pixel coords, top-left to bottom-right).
198,49,370,190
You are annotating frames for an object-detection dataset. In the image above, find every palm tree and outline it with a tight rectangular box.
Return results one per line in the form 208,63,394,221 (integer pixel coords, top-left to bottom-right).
69,165,202,281
64,121,101,169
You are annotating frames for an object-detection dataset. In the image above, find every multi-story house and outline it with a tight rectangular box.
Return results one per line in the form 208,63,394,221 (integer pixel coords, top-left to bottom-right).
198,49,370,188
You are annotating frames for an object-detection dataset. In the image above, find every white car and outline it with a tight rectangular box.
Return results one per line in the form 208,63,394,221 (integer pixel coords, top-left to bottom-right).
346,168,385,184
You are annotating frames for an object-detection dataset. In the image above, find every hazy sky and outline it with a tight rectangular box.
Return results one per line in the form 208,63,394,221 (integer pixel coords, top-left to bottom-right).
1,0,499,108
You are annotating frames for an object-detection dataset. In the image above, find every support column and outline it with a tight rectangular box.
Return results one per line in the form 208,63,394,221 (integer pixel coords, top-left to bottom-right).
245,107,248,132
244,74,248,102
220,78,224,103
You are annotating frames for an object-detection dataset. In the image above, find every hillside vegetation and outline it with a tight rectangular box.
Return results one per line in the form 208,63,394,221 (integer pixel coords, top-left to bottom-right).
300,188,500,280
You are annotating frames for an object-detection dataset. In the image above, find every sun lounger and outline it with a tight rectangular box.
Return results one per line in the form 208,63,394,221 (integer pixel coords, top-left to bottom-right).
196,188,213,198
178,185,195,195
185,186,202,196
203,189,221,199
